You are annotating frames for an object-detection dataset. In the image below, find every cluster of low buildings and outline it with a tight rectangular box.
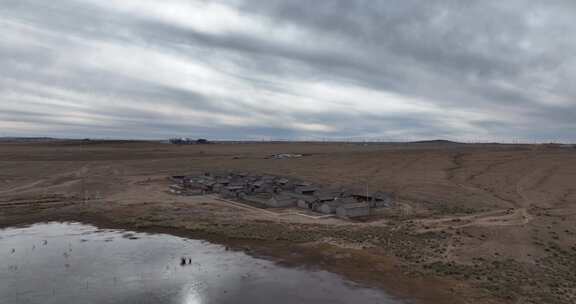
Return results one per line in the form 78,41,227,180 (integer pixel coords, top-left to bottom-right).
168,138,210,145
267,153,304,159
169,172,393,219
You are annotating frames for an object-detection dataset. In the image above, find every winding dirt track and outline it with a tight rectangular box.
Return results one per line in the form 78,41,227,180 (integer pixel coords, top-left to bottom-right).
412,152,532,231
411,150,576,238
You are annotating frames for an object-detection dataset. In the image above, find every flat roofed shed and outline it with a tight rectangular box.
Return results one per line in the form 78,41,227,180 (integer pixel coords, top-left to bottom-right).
267,195,296,208
226,185,245,191
318,201,342,214
296,186,318,195
336,203,370,219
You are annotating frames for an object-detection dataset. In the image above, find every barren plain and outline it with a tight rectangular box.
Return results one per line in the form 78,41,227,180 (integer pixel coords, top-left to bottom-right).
1,141,575,304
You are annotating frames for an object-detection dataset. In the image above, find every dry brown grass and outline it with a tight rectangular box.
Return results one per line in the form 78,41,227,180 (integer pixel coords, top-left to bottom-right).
1,141,575,303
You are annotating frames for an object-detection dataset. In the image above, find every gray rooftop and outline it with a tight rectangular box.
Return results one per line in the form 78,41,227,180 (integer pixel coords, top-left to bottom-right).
338,203,369,209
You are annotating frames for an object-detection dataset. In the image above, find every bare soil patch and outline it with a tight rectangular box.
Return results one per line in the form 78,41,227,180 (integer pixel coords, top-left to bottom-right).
1,141,575,303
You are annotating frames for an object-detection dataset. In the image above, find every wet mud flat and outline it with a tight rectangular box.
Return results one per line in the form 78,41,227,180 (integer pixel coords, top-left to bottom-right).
0,222,404,304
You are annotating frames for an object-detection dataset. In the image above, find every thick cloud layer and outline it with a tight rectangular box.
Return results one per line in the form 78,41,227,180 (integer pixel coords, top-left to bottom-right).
1,0,575,141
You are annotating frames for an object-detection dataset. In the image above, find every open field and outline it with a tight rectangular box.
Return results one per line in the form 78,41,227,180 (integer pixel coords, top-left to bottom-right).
1,141,576,303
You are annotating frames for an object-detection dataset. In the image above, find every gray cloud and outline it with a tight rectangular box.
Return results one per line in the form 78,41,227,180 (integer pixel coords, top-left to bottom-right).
0,0,575,142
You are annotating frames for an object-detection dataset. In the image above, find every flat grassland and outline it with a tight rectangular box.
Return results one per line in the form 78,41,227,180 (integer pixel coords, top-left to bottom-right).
1,141,575,304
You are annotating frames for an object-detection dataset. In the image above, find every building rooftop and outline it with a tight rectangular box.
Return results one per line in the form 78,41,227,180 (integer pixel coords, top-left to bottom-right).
338,203,369,209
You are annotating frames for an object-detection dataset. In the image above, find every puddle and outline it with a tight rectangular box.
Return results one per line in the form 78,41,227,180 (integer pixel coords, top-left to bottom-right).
0,222,404,304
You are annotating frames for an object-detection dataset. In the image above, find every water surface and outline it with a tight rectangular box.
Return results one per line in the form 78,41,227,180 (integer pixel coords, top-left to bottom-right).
0,222,403,304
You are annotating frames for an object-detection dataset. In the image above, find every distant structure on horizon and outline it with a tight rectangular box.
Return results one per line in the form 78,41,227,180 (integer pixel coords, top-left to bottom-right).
0,137,59,142
169,138,211,145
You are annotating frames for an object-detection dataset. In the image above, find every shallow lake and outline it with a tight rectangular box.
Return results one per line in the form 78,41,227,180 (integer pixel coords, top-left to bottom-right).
0,222,404,304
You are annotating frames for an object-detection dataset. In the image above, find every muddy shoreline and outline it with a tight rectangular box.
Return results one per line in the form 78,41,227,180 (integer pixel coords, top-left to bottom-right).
1,207,487,304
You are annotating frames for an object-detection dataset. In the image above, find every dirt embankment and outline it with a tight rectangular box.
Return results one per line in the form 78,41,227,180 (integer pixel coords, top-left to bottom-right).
1,141,576,304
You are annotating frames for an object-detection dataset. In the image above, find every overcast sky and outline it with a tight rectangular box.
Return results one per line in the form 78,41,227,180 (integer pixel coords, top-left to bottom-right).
1,0,575,142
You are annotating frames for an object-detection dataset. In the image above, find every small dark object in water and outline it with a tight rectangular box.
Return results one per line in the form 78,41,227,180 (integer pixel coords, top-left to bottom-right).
11,248,15,254
180,257,193,266
43,240,48,245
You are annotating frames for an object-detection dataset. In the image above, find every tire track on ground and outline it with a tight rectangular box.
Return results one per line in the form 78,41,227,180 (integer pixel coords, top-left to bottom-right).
419,153,541,231
445,152,516,206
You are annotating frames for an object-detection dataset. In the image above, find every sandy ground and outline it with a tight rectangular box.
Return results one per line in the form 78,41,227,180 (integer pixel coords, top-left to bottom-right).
1,141,575,304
